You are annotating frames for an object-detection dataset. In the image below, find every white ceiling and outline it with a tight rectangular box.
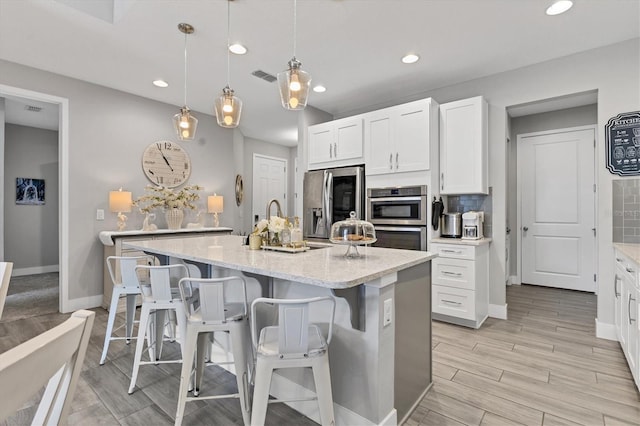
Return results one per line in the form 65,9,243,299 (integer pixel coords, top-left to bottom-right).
0,0,638,146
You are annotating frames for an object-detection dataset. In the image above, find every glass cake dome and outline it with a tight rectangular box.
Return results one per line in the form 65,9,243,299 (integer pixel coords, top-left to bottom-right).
329,211,377,257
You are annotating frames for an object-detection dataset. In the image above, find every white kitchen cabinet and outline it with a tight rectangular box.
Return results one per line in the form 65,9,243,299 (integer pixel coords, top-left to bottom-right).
613,247,640,391
440,96,488,194
431,241,489,328
307,116,363,169
364,98,438,176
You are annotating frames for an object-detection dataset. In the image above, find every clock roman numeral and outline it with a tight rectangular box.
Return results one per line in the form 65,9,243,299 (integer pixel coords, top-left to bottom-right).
157,176,164,184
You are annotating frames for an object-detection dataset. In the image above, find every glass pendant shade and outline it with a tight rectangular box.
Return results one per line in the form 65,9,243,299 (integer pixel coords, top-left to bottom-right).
173,106,198,140
214,86,242,128
278,57,311,110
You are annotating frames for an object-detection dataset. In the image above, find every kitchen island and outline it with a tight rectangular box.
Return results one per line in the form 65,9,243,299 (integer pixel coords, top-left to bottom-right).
124,235,435,425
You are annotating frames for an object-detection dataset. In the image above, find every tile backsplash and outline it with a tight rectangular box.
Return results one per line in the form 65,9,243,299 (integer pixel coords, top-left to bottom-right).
613,179,640,243
445,188,493,237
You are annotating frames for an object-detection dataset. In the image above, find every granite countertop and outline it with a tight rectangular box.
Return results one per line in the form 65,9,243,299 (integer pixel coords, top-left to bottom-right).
99,227,233,246
431,237,492,246
613,243,640,264
124,235,436,289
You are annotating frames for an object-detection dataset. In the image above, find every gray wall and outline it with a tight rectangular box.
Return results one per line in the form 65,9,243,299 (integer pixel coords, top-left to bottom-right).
508,104,598,276
3,124,59,270
612,179,640,243
0,98,4,261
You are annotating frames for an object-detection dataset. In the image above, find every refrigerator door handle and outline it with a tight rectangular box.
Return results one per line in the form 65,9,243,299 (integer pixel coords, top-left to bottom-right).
324,171,333,236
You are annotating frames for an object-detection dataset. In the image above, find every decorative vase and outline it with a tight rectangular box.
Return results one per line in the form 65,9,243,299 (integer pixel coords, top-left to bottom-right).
268,231,281,246
165,208,184,230
249,234,262,250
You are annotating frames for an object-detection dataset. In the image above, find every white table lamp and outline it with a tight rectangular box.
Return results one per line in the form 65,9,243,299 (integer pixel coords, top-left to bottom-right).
208,194,223,227
109,188,132,231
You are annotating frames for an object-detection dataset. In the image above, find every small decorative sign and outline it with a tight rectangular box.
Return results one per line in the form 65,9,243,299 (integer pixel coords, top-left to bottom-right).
606,110,640,176
16,178,45,205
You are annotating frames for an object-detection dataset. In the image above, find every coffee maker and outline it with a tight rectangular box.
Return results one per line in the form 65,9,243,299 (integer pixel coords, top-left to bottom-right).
462,211,484,240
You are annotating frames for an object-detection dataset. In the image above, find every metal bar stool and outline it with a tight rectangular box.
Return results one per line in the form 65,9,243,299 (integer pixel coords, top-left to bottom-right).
100,255,155,365
175,276,252,426
128,263,189,394
250,296,336,426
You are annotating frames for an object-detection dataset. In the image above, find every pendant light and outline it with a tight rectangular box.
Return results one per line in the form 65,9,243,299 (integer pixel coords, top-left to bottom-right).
278,0,311,110
172,23,198,141
215,0,243,128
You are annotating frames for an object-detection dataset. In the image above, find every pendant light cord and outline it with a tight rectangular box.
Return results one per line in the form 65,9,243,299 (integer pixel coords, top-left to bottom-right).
183,31,188,107
292,0,297,57
226,0,231,86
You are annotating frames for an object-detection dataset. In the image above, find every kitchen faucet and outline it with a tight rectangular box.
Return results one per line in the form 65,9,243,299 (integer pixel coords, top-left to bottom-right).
266,199,283,219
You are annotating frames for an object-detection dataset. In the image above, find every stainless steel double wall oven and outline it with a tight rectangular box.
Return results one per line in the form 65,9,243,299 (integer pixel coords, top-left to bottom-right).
367,185,428,251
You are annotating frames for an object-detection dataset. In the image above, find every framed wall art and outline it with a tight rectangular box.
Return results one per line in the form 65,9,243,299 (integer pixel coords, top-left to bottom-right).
16,178,45,205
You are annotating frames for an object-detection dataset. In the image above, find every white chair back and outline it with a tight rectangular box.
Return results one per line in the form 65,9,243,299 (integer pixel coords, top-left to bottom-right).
0,310,95,425
135,264,188,302
106,255,154,289
179,276,248,323
0,262,13,320
251,296,336,356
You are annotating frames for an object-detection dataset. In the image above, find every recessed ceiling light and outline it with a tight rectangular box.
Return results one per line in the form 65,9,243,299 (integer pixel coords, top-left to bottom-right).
402,54,419,64
229,43,247,55
313,85,326,93
546,0,573,15
153,79,169,88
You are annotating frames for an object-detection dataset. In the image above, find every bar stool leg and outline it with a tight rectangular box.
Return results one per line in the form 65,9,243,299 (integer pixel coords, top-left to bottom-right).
100,287,122,365
154,309,166,361
229,322,251,426
128,304,151,394
312,355,335,426
250,359,274,426
175,326,198,426
125,293,137,343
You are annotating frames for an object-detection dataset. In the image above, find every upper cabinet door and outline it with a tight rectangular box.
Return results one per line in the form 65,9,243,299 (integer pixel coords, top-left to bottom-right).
334,117,363,161
394,99,431,173
364,108,394,175
440,96,488,195
308,122,334,166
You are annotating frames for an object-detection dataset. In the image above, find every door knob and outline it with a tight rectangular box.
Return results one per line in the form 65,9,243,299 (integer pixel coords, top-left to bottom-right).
523,226,529,232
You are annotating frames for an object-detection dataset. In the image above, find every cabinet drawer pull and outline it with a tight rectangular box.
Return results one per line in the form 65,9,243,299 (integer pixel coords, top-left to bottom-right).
442,271,463,277
441,249,463,254
614,274,621,298
626,267,635,273
442,299,462,306
630,295,636,324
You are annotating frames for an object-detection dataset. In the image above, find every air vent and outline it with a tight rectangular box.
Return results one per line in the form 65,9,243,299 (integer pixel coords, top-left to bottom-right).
25,105,43,112
251,70,277,83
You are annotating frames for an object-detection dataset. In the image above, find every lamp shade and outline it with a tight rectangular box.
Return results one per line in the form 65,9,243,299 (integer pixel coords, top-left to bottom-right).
214,86,243,128
173,106,198,141
109,190,132,213
208,194,224,213
278,58,311,110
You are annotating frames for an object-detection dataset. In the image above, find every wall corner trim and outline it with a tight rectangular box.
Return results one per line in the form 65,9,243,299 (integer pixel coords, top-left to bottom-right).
595,319,617,341
489,303,508,319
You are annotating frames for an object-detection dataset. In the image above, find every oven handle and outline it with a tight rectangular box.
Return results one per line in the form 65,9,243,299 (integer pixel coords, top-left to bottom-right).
374,226,425,232
369,196,424,203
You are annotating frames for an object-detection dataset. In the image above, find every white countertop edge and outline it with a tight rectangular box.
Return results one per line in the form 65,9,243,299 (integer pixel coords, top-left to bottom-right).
99,227,234,246
613,243,640,265
431,237,492,246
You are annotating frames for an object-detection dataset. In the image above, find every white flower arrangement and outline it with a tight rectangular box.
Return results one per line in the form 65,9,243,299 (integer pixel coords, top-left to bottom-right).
133,184,203,214
253,216,286,235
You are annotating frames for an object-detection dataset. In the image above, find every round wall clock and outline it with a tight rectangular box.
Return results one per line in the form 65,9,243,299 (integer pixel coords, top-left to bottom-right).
235,174,244,206
142,140,191,188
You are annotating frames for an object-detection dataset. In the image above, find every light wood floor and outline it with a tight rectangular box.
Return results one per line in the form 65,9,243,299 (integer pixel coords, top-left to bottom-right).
1,284,638,425
407,284,640,426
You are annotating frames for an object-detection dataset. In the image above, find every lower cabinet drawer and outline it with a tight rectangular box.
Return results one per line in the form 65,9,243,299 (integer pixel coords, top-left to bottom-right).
432,285,476,320
432,257,474,290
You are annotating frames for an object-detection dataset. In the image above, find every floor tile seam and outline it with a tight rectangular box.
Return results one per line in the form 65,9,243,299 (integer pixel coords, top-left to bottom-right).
548,375,640,407
83,371,155,421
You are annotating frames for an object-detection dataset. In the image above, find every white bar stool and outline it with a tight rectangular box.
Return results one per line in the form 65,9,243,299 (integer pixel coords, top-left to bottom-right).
128,263,189,394
250,296,336,426
100,255,155,365
174,276,252,426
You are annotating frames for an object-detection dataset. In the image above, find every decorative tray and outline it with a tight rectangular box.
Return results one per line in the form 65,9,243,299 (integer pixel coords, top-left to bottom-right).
261,245,310,253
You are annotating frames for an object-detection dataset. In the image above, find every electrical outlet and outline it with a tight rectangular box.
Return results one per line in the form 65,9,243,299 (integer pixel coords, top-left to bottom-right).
96,209,105,220
383,298,392,327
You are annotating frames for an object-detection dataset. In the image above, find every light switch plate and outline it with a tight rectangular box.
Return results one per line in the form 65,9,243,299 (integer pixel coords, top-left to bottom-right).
383,298,392,327
96,209,105,220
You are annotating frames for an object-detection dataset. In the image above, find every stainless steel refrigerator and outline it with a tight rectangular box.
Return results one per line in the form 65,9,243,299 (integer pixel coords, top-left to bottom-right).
303,165,365,239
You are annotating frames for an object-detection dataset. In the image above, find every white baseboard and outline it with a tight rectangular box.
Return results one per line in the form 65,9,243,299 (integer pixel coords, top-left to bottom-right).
595,319,618,341
12,264,59,277
63,294,103,313
510,275,521,285
489,303,508,320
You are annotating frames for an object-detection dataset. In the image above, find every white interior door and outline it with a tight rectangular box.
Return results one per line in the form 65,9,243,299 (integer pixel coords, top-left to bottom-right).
518,127,595,292
252,154,287,225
